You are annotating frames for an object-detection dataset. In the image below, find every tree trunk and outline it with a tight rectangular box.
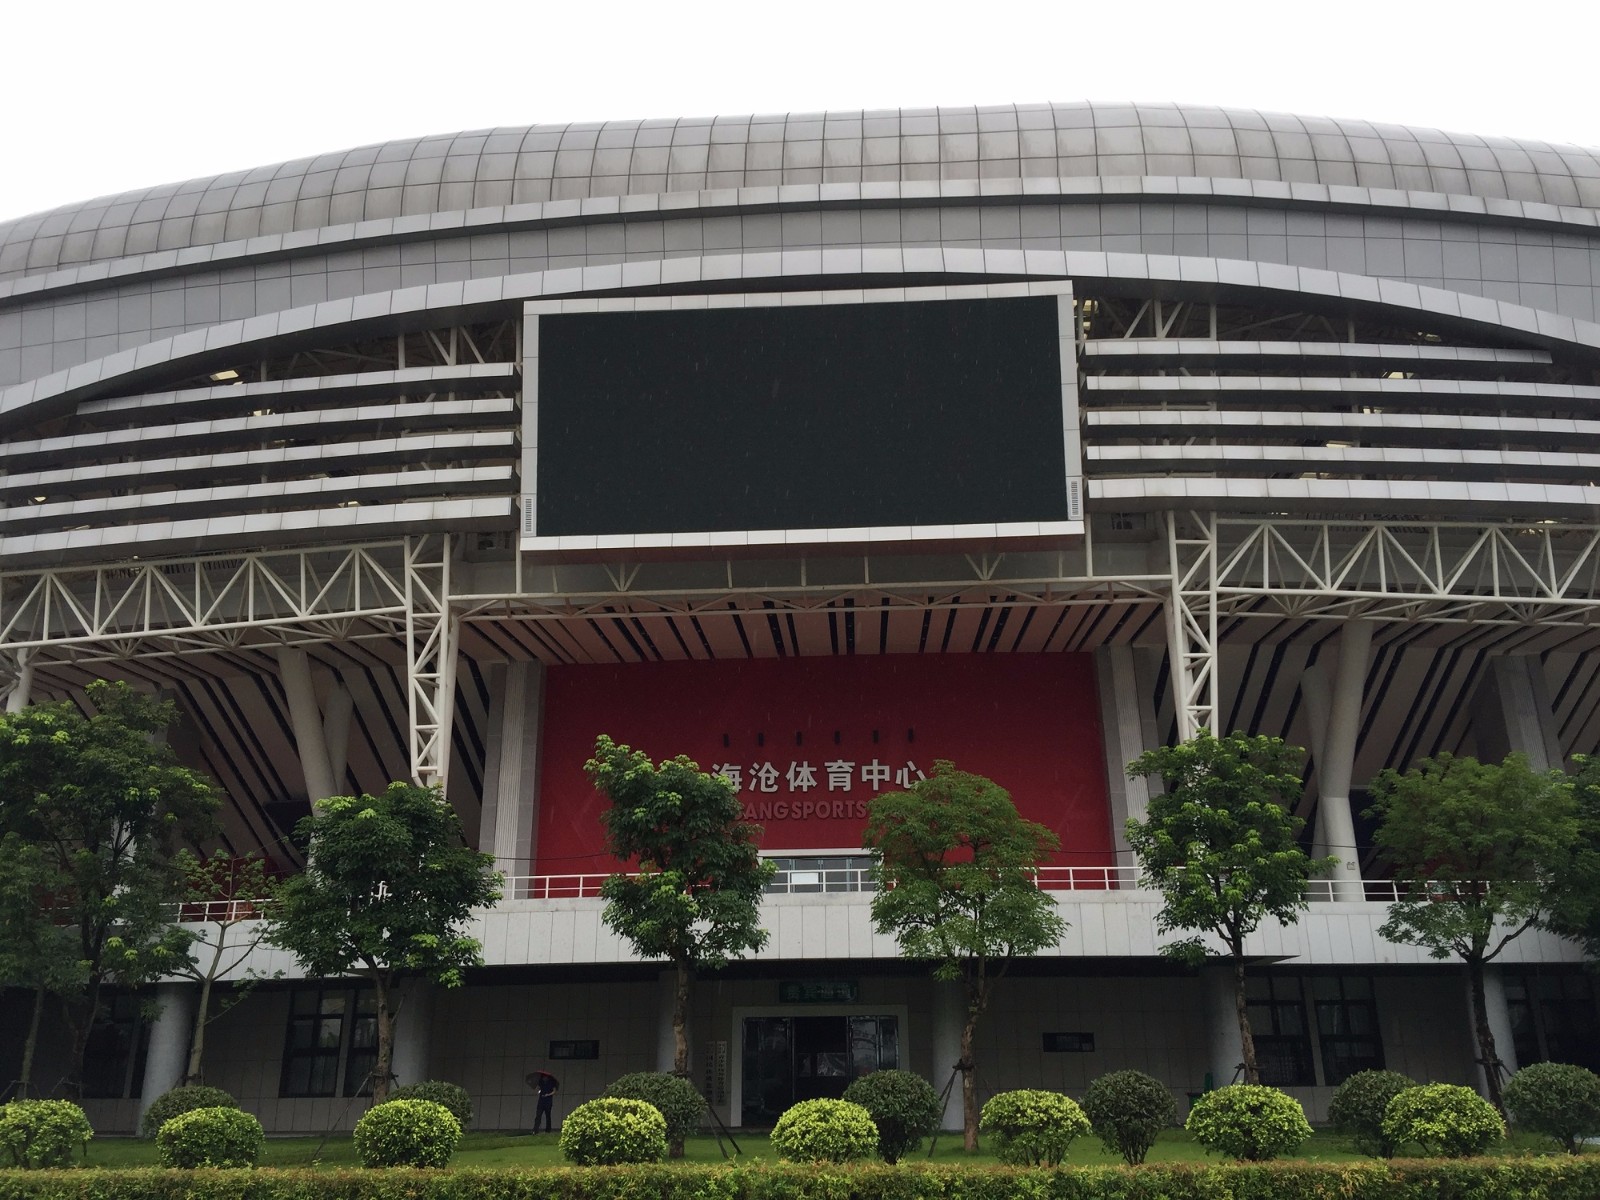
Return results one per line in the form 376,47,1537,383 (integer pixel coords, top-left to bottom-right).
1233,946,1260,1086
1467,957,1506,1116
63,977,105,1099
672,959,691,1076
372,976,395,1105
186,976,214,1084
960,1011,980,1152
18,985,44,1100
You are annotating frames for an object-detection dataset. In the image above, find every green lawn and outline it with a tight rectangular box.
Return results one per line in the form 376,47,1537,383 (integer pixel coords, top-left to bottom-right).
81,1128,1572,1169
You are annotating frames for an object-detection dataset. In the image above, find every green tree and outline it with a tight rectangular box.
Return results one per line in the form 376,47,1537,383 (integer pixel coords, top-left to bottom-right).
0,835,87,1098
169,851,281,1084
0,680,219,1092
586,735,775,1087
1547,754,1600,962
267,782,500,1103
1126,730,1331,1086
862,761,1066,1152
1367,752,1578,1116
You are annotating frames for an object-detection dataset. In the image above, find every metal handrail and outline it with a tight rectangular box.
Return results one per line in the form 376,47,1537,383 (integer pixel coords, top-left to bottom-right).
170,898,273,922
180,873,1426,909
502,868,1428,903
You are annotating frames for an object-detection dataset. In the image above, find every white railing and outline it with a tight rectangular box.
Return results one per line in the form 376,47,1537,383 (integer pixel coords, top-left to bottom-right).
171,898,273,922
503,869,1420,903
1033,866,1144,891
510,874,615,900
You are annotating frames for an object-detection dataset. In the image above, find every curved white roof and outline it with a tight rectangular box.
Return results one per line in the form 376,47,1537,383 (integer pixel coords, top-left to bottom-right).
4,102,1600,278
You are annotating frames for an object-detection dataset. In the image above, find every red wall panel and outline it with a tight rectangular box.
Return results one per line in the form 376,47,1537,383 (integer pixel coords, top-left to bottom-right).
534,654,1111,875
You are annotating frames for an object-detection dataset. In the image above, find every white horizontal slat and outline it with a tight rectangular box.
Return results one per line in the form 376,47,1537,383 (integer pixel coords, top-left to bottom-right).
4,465,514,530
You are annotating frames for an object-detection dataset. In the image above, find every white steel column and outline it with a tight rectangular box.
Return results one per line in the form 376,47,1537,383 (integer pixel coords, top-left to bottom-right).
655,969,681,1074
3,648,31,712
477,661,546,882
930,981,965,1130
1469,965,1518,1093
1314,620,1370,901
1476,657,1562,771
139,982,197,1114
390,979,433,1088
1097,644,1152,866
277,647,336,808
1301,662,1332,860
323,682,353,796
1165,511,1218,740
1203,963,1244,1095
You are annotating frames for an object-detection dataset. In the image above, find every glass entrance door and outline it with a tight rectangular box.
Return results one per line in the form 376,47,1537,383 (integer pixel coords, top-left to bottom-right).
741,1015,899,1125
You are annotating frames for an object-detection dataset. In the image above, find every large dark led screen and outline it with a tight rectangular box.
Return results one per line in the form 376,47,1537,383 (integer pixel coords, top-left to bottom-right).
535,297,1068,536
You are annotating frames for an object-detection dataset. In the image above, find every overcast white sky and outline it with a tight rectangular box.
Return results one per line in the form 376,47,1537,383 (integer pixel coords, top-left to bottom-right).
3,0,1598,223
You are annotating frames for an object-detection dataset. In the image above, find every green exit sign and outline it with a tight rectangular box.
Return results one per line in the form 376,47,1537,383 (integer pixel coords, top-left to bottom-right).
779,980,859,1003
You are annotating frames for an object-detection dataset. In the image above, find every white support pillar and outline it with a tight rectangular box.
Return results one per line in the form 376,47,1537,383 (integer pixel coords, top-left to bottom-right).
1097,645,1153,868
139,982,197,1116
323,683,353,796
656,969,682,1074
1311,621,1371,901
477,661,546,884
1203,963,1244,1094
277,647,336,807
1301,661,1332,860
1475,657,1562,771
930,981,965,1130
3,649,32,712
1468,965,1518,1094
390,979,433,1088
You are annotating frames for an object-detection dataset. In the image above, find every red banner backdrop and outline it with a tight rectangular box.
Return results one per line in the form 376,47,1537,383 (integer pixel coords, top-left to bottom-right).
533,654,1111,875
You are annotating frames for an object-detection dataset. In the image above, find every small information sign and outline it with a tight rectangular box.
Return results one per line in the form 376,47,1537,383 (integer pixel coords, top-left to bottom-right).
549,1039,600,1059
779,980,860,1003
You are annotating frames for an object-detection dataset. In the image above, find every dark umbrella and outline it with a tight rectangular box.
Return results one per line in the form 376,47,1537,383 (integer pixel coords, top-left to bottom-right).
527,1070,559,1090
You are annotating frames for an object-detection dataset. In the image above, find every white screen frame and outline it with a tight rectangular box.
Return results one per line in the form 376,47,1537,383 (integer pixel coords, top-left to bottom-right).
520,280,1082,558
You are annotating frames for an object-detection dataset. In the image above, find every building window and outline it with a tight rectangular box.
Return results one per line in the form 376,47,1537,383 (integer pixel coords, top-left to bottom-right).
1246,975,1314,1087
281,988,349,1098
1313,975,1384,1085
1505,972,1600,1072
81,994,149,1099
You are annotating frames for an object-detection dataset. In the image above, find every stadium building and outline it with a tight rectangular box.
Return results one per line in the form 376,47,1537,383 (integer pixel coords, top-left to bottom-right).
2,102,1598,1134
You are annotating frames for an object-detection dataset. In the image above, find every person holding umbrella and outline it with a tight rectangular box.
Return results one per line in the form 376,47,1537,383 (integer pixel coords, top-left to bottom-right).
528,1069,560,1133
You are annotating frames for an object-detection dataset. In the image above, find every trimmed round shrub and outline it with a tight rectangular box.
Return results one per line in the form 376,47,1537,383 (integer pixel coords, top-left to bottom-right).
602,1072,705,1156
352,1099,461,1168
1328,1070,1415,1158
155,1106,264,1168
139,1085,238,1139
843,1069,943,1164
388,1081,474,1132
770,1098,878,1163
1504,1061,1600,1154
979,1089,1092,1167
0,1100,93,1169
559,1098,667,1166
1082,1070,1177,1166
1382,1083,1504,1158
1185,1085,1312,1162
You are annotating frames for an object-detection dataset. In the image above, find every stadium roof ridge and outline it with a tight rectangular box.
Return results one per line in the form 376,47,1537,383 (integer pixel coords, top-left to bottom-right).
6,101,1600,279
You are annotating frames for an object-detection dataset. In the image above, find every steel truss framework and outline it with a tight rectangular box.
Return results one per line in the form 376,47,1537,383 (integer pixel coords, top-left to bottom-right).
9,515,1600,786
